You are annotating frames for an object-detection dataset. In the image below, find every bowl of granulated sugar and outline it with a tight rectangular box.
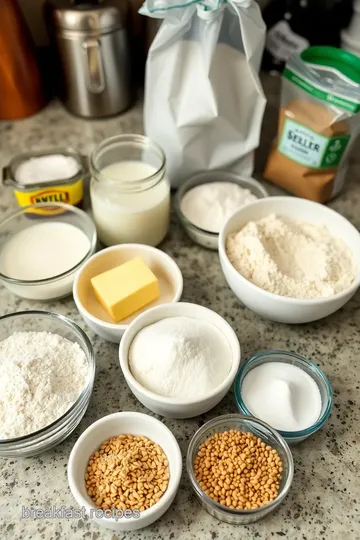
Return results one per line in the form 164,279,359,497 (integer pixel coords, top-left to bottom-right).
235,350,332,444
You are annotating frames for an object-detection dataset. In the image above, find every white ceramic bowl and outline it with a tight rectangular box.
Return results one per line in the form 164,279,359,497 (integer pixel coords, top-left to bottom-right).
73,244,183,343
68,412,182,532
219,196,360,324
119,303,241,418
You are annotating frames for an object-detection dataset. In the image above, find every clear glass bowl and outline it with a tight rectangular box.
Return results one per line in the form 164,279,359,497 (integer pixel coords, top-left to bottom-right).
0,203,97,301
0,311,95,458
186,414,294,524
175,171,269,250
234,351,333,444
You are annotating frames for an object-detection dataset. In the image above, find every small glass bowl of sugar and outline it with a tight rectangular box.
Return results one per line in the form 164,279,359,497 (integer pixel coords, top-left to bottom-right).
175,170,269,250
234,350,333,444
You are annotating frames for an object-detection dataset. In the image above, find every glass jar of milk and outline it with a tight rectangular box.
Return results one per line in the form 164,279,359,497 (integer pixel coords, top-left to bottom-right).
90,135,170,246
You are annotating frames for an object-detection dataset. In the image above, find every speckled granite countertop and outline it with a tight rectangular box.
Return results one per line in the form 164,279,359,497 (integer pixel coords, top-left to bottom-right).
0,77,359,540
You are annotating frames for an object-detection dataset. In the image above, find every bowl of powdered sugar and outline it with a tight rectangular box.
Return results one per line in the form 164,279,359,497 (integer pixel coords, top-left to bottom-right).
0,310,95,458
175,171,268,250
119,302,241,418
219,196,360,324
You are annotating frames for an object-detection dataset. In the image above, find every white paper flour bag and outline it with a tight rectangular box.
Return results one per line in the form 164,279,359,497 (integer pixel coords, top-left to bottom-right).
141,0,267,188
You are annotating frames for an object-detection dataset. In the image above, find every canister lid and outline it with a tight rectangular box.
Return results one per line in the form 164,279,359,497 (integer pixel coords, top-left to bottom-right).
46,0,127,32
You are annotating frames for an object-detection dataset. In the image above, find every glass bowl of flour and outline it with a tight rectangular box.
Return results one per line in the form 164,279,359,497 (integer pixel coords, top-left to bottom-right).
0,310,95,457
175,171,268,250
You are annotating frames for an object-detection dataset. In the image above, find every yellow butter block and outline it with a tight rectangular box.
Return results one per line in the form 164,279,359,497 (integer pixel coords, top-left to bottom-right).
91,257,160,322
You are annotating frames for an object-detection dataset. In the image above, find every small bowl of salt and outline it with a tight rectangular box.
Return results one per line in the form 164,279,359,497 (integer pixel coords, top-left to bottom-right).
2,148,87,212
234,350,333,444
175,170,268,250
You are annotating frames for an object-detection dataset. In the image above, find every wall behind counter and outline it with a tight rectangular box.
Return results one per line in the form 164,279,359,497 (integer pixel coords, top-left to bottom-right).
18,0,269,46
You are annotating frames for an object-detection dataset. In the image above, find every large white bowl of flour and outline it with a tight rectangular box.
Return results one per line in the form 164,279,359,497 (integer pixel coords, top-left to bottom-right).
219,196,360,324
119,303,241,418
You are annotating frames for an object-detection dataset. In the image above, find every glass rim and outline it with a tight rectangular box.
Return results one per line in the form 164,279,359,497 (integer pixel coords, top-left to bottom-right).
0,310,95,446
234,350,333,439
90,134,166,190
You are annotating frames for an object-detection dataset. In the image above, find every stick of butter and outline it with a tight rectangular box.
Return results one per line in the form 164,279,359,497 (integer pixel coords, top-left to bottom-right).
91,257,160,322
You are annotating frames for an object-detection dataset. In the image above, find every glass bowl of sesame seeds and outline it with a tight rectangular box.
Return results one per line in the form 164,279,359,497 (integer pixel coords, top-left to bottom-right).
186,414,294,524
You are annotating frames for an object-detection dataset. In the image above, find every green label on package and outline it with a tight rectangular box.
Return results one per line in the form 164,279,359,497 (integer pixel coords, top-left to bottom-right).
278,118,350,168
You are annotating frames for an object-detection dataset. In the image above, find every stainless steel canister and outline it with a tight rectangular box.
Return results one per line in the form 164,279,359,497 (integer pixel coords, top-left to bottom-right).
45,0,132,118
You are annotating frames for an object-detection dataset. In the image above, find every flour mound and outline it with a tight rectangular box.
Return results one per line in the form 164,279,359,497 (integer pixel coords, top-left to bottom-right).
226,214,356,298
129,316,232,399
0,331,88,439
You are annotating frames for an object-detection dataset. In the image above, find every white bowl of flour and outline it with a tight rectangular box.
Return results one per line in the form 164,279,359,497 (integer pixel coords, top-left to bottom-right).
119,303,241,418
219,196,360,324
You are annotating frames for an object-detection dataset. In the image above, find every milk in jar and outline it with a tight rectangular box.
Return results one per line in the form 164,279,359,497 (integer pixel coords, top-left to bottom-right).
90,135,170,246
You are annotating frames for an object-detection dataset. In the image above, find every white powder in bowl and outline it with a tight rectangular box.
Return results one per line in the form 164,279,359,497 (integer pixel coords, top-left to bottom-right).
0,331,88,439
241,362,322,432
226,214,356,298
15,155,80,185
180,182,258,233
0,222,90,281
129,316,232,400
